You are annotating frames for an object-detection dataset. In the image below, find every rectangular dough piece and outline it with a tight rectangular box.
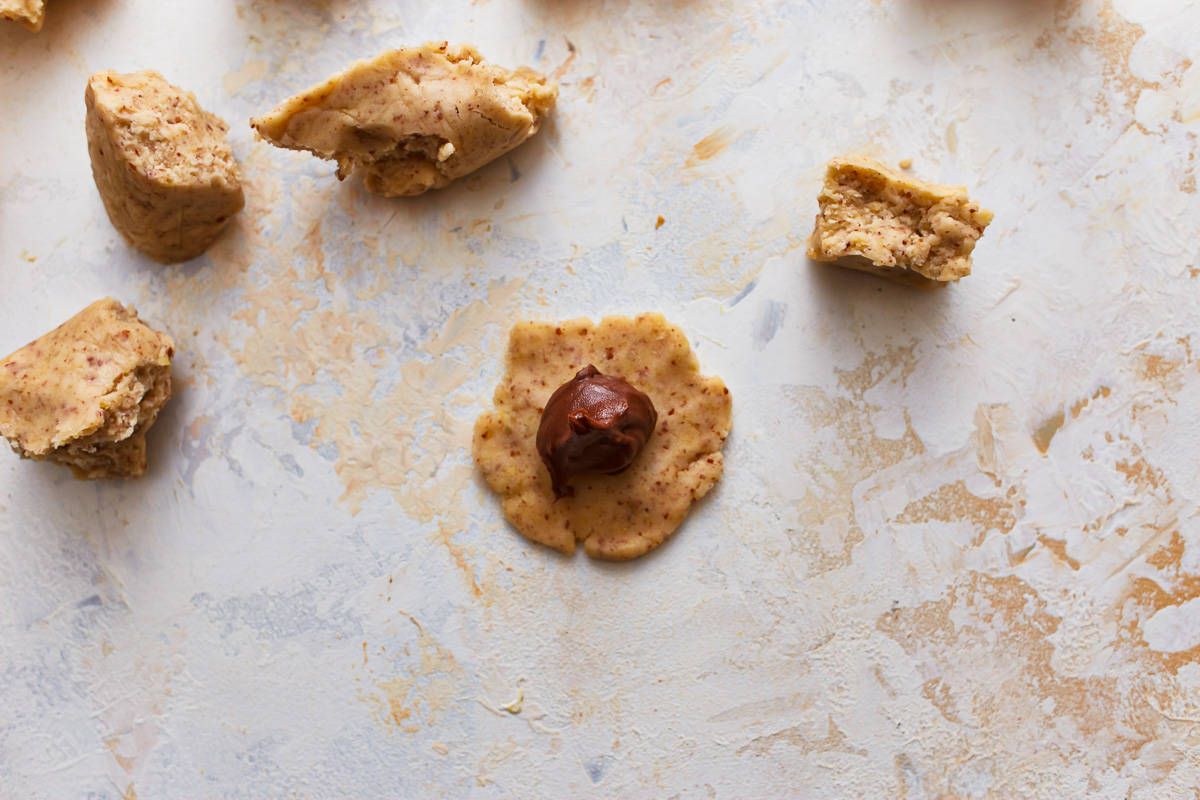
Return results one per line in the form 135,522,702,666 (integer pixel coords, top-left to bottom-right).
0,0,44,31
0,299,175,479
807,156,994,286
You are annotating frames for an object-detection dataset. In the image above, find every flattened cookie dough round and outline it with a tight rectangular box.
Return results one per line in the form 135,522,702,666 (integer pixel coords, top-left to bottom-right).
473,314,732,560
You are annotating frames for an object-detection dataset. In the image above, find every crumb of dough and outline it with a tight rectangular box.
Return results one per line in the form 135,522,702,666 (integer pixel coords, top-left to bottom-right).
898,158,913,169
473,314,732,561
85,70,245,264
0,299,175,479
0,0,44,31
807,156,993,286
251,42,558,197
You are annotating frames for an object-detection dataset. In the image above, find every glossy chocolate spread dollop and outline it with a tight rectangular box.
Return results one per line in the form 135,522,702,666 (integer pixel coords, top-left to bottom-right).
535,365,657,498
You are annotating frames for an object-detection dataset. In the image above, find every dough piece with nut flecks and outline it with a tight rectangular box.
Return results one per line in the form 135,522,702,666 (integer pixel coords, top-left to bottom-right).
86,70,245,263
251,42,557,197
807,156,993,286
0,299,175,479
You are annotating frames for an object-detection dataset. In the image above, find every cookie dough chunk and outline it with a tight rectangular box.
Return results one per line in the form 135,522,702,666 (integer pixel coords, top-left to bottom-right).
251,42,558,197
86,70,245,263
474,314,732,561
0,299,175,479
807,156,993,285
1,0,44,31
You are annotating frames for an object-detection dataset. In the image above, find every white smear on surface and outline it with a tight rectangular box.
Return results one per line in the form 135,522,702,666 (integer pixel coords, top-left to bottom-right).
1142,597,1200,654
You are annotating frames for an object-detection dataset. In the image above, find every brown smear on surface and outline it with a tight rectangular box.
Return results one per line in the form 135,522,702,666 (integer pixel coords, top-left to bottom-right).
684,213,805,299
868,307,1198,753
1036,534,1081,570
368,615,466,734
815,311,1199,766
877,572,1165,791
1115,453,1169,495
161,165,267,316
1119,572,1200,675
437,524,482,598
687,127,738,167
787,346,927,574
1136,535,1200,672
1137,352,1185,384
378,675,419,732
550,39,577,82
971,404,1008,480
921,678,962,725
1180,147,1197,194
737,715,868,758
1070,385,1111,418
161,151,519,588
1033,408,1065,454
1046,0,1178,116
835,343,918,399
106,736,135,772
894,481,1017,542
1076,2,1151,111
1086,338,1196,673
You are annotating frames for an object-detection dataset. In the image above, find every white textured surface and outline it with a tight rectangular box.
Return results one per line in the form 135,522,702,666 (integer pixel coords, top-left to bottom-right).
2,1,1200,797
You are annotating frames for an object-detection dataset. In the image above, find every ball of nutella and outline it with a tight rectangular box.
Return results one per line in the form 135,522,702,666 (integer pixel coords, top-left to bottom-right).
536,365,658,498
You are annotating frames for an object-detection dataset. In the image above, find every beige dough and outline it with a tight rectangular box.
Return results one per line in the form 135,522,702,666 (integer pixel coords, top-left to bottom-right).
807,156,993,286
251,42,558,197
473,314,732,561
0,299,175,479
85,70,245,264
0,0,44,31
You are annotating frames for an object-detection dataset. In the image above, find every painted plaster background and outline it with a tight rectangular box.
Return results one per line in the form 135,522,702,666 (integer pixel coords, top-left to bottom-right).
2,0,1200,797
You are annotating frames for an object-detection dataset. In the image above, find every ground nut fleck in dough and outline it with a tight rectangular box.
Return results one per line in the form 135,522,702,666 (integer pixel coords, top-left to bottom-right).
0,0,43,31
85,70,245,264
807,156,994,286
473,314,732,561
250,42,558,197
0,299,175,479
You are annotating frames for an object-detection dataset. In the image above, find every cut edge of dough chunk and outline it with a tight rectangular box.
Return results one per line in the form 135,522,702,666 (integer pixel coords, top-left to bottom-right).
85,70,245,263
807,156,994,285
0,0,44,31
250,42,558,197
473,313,732,561
0,299,175,479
